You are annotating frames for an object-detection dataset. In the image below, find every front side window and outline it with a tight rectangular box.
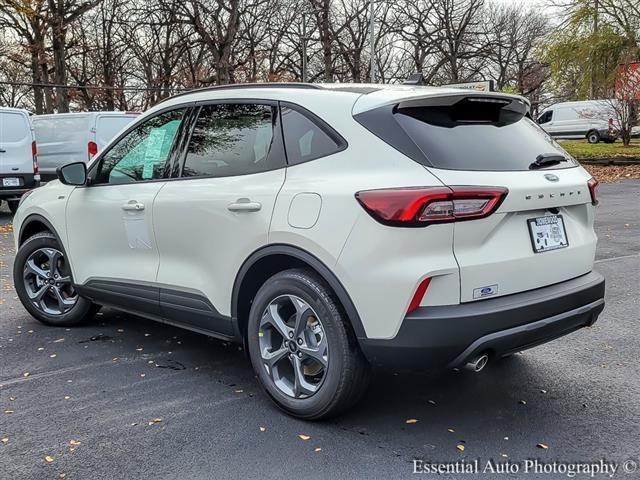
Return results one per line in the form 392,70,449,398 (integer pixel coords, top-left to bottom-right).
94,109,185,185
182,103,281,178
537,110,553,124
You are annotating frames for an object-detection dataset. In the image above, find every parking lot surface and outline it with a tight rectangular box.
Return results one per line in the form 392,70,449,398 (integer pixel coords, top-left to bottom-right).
1,181,639,480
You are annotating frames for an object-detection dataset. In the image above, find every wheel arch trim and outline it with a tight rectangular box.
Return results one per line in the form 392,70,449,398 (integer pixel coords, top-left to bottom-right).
232,244,367,339
19,214,65,248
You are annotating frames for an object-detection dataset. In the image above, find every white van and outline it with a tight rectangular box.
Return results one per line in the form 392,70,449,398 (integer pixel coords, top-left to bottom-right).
33,111,139,181
536,100,617,144
0,107,40,213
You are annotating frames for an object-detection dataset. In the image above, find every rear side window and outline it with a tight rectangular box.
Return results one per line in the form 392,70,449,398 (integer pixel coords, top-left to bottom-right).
356,97,576,172
280,106,343,164
182,103,282,178
537,110,552,124
96,116,137,145
0,112,29,142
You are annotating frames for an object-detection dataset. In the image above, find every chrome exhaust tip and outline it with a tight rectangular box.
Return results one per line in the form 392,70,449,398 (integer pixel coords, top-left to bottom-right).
464,353,489,373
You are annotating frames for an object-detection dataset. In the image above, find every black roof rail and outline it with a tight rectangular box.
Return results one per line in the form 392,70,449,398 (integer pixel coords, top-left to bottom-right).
158,82,323,104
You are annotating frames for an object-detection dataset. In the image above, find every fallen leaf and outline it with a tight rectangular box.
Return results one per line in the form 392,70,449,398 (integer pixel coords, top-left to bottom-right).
23,372,30,377
235,389,243,393
456,444,465,452
135,348,143,352
314,447,322,452
1,438,8,444
259,427,266,432
69,440,81,446
447,428,455,433
148,418,162,425
427,400,436,405
9,397,15,401
37,347,44,351
53,338,64,343
501,453,508,458
59,473,66,478
64,396,71,400
537,443,549,449
298,434,311,441
540,389,547,394
49,354,57,358
144,333,150,337
45,456,54,463
519,400,527,405
117,329,124,333
140,374,146,378
405,418,418,424
4,410,14,414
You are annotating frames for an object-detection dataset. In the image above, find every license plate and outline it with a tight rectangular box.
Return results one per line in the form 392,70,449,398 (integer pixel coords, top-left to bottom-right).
2,177,20,187
528,215,568,253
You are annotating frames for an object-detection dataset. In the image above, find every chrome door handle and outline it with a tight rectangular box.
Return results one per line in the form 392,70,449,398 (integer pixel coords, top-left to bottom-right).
122,200,145,211
227,199,262,212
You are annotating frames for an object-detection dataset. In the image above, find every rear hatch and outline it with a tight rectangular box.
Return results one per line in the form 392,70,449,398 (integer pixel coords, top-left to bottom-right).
355,91,597,303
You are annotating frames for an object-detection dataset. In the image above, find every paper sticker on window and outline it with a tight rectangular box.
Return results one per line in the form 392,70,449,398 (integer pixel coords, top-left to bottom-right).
123,216,152,249
142,129,166,179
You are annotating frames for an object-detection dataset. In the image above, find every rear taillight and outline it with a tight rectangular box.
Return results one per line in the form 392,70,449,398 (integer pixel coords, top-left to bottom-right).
88,141,98,159
31,140,39,174
588,177,599,205
355,186,508,227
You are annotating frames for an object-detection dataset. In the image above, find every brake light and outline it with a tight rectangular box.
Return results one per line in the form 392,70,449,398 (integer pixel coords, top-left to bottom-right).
31,140,39,174
88,141,98,159
407,277,431,314
587,177,599,205
355,186,508,227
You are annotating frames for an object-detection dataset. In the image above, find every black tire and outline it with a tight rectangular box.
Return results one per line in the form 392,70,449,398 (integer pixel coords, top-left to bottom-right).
247,268,370,420
13,232,94,327
586,130,600,144
7,200,19,215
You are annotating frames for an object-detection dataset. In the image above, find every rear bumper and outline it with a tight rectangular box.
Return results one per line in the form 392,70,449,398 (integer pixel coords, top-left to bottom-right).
359,271,605,369
0,173,40,200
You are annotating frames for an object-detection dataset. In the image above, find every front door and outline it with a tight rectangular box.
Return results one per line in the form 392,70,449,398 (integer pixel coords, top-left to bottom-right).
66,108,189,294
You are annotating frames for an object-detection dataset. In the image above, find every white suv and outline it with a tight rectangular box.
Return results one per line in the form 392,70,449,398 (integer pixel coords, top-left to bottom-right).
12,84,605,419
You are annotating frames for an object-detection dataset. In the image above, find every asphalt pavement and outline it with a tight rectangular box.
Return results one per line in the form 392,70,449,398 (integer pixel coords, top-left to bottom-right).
1,181,639,480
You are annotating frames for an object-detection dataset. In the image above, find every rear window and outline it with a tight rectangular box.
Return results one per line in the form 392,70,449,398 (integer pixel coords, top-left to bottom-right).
356,96,577,172
0,112,29,142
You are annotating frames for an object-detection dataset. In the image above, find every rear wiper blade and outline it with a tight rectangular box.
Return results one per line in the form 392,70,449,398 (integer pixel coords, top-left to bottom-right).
529,153,568,170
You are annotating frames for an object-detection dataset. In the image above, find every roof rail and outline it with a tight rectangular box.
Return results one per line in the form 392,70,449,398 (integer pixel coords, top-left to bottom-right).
158,82,322,104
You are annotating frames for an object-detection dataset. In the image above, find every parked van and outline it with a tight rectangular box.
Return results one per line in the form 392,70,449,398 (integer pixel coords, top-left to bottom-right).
33,111,139,181
0,107,39,213
536,100,617,144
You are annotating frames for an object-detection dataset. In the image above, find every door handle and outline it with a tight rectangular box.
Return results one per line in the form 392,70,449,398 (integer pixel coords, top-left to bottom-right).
122,200,145,211
227,198,262,212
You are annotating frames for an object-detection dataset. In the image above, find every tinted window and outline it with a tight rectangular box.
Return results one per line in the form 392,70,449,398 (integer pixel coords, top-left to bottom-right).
95,109,185,184
281,106,342,164
182,103,281,178
392,105,576,171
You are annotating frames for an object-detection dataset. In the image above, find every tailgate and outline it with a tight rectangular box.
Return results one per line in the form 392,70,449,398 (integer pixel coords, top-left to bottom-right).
429,166,596,302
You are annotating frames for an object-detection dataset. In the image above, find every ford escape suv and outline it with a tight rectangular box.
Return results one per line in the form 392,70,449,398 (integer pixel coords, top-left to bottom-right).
12,83,605,419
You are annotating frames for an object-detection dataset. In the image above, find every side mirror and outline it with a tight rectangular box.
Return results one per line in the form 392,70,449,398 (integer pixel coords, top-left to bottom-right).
57,162,87,186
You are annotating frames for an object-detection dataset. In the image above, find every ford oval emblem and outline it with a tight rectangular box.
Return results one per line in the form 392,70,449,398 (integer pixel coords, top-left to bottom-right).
544,173,559,182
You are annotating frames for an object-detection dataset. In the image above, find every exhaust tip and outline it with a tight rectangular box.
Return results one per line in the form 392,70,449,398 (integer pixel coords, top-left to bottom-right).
464,353,489,373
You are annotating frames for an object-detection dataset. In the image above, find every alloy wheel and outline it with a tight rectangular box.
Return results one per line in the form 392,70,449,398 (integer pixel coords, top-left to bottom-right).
259,294,328,399
23,247,78,315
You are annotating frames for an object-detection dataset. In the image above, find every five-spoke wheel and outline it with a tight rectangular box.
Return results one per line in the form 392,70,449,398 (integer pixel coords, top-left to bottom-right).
259,295,328,399
23,247,78,315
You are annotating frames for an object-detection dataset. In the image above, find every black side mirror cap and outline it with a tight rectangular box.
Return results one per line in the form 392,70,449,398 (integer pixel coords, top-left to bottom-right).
56,162,87,186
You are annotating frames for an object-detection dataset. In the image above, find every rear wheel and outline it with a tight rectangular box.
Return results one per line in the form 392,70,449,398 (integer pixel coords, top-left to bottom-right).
14,232,95,327
587,130,600,144
247,269,370,420
7,200,19,214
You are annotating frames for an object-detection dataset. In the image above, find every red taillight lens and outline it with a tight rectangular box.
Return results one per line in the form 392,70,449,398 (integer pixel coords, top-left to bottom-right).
31,140,39,174
355,186,508,227
407,277,431,314
88,141,98,159
587,177,599,205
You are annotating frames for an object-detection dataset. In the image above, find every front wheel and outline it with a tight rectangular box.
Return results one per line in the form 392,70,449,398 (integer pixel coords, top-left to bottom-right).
247,269,370,420
14,232,95,327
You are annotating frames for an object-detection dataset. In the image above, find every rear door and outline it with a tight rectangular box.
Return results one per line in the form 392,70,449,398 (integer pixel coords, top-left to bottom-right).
0,110,32,174
94,114,139,151
153,101,286,334
33,115,89,179
375,95,597,303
